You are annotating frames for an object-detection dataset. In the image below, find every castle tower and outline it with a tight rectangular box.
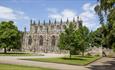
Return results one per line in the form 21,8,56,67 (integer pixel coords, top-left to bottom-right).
54,19,56,24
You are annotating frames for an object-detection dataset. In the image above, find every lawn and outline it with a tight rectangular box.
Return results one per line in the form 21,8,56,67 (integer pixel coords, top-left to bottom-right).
0,64,54,70
23,56,101,65
0,52,32,56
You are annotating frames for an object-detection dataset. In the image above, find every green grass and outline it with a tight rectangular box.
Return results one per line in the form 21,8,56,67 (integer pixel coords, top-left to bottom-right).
0,64,54,70
0,52,32,56
23,56,101,65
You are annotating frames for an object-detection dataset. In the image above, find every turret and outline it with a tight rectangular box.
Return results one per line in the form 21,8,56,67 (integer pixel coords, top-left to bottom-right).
49,19,51,24
43,20,45,25
54,19,56,24
77,17,82,27
77,16,80,21
73,17,75,22
60,19,62,24
33,20,36,25
66,18,69,23
30,19,32,25
24,27,26,32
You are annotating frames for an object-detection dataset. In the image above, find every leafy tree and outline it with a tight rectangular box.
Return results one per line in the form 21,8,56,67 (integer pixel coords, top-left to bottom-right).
58,22,76,58
89,30,102,47
0,21,21,53
94,0,115,51
74,26,90,56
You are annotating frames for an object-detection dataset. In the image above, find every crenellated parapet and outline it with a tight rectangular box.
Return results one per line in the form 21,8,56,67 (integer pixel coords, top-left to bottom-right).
28,17,83,33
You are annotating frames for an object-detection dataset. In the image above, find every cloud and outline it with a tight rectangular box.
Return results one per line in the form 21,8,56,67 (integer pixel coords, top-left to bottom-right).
0,5,29,20
48,3,100,30
48,8,77,21
47,8,58,13
80,3,99,30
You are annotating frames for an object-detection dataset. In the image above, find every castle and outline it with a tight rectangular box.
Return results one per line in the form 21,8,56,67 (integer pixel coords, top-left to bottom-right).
22,17,82,53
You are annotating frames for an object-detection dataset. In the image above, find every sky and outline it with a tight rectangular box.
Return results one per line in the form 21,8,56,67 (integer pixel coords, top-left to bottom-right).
0,0,100,31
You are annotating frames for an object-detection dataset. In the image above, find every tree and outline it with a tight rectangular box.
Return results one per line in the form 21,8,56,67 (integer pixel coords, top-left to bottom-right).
94,0,115,51
74,26,90,56
58,22,76,59
0,21,21,53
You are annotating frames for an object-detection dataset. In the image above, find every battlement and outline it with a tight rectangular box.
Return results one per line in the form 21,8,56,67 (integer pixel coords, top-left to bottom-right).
24,17,83,33
30,17,82,25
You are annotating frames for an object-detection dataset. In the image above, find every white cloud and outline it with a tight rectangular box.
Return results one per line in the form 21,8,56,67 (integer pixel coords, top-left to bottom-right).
47,8,58,13
48,8,77,21
48,3,99,30
0,5,29,20
83,3,91,11
80,3,100,30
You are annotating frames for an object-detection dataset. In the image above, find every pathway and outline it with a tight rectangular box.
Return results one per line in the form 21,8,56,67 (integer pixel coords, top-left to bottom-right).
0,54,115,70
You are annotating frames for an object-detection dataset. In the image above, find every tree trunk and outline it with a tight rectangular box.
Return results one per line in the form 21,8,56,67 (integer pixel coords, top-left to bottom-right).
82,51,84,56
4,48,7,54
69,50,72,59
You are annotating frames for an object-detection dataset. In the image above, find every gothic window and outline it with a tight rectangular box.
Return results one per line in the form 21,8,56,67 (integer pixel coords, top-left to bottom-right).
57,25,61,29
28,36,32,45
40,26,43,31
35,26,38,33
51,36,56,46
51,25,54,30
63,25,66,29
39,35,43,46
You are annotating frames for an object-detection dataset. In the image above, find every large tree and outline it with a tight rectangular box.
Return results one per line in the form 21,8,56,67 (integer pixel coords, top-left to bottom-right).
74,26,90,56
58,22,76,58
58,22,90,57
0,21,21,53
94,0,115,51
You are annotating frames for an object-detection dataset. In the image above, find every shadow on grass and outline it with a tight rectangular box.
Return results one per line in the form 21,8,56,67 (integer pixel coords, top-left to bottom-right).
0,52,28,54
61,57,86,60
87,58,115,70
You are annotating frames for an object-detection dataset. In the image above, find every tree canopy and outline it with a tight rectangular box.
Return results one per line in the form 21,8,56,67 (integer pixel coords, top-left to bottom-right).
94,0,115,51
58,22,90,58
0,21,21,53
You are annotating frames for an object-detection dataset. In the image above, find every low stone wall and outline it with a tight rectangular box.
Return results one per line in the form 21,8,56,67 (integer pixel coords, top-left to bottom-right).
86,47,115,57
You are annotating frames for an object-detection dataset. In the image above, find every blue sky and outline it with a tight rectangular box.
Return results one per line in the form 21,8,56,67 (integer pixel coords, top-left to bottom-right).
0,0,100,31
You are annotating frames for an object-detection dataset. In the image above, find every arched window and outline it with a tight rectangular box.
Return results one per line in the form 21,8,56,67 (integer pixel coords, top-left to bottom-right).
51,36,56,46
63,25,66,29
57,25,61,29
35,26,38,33
40,26,43,31
39,35,43,46
51,25,54,30
28,36,32,45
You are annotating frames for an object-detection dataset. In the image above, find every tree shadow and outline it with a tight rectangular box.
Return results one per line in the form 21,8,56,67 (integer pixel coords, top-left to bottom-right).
61,57,86,60
0,52,28,54
87,58,115,70
78,56,94,58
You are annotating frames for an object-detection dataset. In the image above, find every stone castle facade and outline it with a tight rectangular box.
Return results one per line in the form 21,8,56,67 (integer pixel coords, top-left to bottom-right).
22,17,82,53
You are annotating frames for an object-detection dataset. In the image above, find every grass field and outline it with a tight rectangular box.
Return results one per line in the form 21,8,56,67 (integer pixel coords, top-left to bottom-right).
23,56,100,65
0,64,54,70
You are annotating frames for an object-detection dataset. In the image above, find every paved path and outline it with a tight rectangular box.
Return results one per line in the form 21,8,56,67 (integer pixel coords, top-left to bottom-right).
86,57,115,70
0,55,115,70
